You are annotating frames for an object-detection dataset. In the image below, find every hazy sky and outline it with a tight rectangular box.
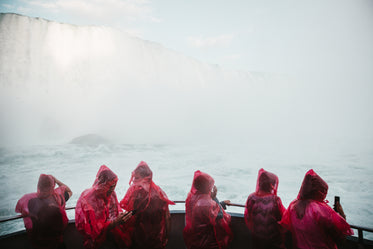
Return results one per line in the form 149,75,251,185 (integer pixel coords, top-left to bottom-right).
1,0,372,75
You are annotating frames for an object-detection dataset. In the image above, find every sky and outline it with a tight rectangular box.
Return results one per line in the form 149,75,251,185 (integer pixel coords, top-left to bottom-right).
1,0,373,76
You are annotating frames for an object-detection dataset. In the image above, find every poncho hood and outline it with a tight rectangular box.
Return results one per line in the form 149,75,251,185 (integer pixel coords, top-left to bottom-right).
129,161,153,191
119,161,174,249
297,169,328,202
190,170,215,195
37,174,55,199
255,168,279,196
93,165,118,199
184,170,232,249
120,161,174,211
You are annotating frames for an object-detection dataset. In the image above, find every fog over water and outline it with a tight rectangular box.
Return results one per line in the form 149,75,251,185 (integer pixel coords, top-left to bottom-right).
2,13,372,148
0,13,373,237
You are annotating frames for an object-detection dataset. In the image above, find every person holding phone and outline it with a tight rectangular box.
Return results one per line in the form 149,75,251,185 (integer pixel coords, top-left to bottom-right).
75,165,132,249
281,169,353,249
119,161,175,249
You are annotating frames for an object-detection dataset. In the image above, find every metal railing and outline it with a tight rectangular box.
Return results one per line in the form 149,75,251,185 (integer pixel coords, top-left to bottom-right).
1,201,372,244
349,224,373,245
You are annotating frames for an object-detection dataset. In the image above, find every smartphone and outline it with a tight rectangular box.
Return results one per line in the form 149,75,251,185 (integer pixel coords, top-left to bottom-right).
123,210,135,217
334,196,340,211
335,196,340,203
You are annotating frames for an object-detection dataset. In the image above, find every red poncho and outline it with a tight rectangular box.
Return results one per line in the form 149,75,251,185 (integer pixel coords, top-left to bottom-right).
244,168,286,249
15,174,69,249
119,161,175,249
183,170,233,249
281,169,353,249
75,165,127,249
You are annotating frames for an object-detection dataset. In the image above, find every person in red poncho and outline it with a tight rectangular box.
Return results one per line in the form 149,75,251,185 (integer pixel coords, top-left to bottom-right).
75,165,132,249
15,174,73,249
119,161,175,249
244,168,286,249
183,170,233,249
280,169,353,249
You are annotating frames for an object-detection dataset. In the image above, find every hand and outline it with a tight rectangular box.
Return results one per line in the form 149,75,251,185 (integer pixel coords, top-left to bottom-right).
211,185,217,199
109,212,132,229
122,211,133,223
117,211,132,225
51,175,61,185
334,203,346,219
223,200,231,205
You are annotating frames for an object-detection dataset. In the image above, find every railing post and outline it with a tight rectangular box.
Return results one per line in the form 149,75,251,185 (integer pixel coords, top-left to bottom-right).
358,228,363,244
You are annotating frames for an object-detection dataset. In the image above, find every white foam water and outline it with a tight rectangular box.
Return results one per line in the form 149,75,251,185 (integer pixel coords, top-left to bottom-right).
0,143,372,238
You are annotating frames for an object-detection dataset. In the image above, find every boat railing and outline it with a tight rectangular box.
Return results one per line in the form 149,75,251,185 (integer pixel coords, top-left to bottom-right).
1,202,373,245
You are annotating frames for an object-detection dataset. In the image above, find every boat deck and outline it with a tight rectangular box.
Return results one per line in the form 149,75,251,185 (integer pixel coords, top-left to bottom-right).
1,211,373,249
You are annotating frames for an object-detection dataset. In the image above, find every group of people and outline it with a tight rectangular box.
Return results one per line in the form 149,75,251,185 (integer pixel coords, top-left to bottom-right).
244,168,352,249
15,162,353,249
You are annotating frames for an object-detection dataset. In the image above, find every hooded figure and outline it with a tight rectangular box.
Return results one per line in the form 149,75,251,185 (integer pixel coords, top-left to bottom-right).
75,165,131,249
244,168,286,249
15,174,71,249
183,170,233,249
281,169,353,249
119,161,175,249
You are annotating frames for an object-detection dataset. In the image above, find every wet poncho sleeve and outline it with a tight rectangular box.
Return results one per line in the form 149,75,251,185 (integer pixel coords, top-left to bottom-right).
54,186,68,204
15,193,38,230
318,202,353,239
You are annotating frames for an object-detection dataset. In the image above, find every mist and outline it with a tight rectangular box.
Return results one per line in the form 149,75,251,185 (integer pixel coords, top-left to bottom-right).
0,13,372,152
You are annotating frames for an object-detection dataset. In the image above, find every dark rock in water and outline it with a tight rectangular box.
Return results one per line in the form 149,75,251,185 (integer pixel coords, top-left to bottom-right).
70,134,110,145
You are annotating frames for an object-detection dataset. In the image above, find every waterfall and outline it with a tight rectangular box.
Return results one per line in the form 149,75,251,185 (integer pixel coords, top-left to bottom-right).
0,13,296,146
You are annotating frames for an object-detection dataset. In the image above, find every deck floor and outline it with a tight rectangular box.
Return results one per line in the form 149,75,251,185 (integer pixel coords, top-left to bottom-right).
0,211,372,249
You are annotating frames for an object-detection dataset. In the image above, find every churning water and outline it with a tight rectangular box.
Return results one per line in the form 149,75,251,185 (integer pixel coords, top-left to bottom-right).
1,142,372,237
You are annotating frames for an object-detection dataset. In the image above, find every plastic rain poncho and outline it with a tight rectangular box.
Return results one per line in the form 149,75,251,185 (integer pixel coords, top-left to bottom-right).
183,170,233,249
281,169,353,249
119,161,175,249
15,174,69,249
244,168,286,249
75,165,128,249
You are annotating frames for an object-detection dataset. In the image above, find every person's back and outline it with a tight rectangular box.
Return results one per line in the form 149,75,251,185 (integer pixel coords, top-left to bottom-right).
15,174,72,249
28,197,65,245
281,169,353,249
131,188,171,249
119,161,174,249
246,194,284,242
288,200,349,249
189,194,221,249
244,169,286,249
183,170,232,249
